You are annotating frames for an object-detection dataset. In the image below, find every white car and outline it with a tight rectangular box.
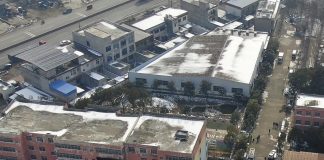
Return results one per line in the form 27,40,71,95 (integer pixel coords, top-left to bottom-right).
59,40,72,46
268,149,278,160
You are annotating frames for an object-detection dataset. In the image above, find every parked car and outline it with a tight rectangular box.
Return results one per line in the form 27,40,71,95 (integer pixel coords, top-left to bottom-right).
59,40,72,46
268,149,278,160
39,40,47,46
63,8,72,14
247,148,255,160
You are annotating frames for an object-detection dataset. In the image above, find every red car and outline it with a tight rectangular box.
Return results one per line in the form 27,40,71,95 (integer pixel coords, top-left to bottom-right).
39,40,47,45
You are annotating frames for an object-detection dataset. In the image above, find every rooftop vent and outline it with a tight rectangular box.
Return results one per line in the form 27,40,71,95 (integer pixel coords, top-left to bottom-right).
175,130,188,142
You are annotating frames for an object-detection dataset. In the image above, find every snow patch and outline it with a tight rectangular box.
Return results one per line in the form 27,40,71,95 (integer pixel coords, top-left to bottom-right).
32,129,68,137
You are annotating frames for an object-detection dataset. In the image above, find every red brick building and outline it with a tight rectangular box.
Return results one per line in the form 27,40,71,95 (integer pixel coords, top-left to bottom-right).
293,94,324,129
0,101,207,160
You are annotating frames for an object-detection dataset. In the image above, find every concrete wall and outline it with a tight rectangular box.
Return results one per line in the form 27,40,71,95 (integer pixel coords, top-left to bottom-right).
225,2,259,18
224,5,242,17
180,0,218,30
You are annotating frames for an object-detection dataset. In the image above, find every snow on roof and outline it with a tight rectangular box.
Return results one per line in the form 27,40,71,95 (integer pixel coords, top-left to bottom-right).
127,115,205,153
12,86,53,102
222,21,243,30
4,101,138,144
157,36,187,50
89,72,105,81
226,0,259,8
132,8,187,31
256,0,281,19
135,31,268,84
296,94,324,109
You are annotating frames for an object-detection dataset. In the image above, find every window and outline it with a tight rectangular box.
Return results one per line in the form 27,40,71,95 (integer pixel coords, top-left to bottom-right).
295,120,301,125
213,86,226,95
86,41,90,47
26,136,32,141
114,53,120,59
96,59,100,64
122,48,128,55
55,144,81,150
29,146,34,150
121,40,127,47
39,147,46,151
128,147,135,153
41,156,47,160
106,46,111,52
48,138,53,143
315,112,320,117
113,43,119,49
140,148,146,154
296,111,303,115
151,149,157,155
306,111,311,116
141,158,147,160
0,147,16,152
129,54,134,60
0,137,13,143
95,148,122,155
183,16,187,21
31,155,37,160
36,137,43,142
178,19,181,23
129,45,135,53
305,121,311,125
136,78,147,86
232,88,243,94
160,26,165,31
129,36,134,43
314,122,320,127
57,153,82,159
154,29,159,34
107,56,113,62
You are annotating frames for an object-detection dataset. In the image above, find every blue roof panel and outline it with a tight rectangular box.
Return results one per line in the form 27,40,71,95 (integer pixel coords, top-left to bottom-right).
49,80,76,97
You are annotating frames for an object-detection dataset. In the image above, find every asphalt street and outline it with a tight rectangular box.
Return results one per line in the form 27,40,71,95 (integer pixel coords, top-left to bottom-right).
0,0,168,65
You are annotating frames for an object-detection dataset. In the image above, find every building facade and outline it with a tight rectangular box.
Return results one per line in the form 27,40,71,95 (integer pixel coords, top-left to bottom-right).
254,0,281,33
293,94,324,129
132,8,188,42
0,102,208,160
73,21,136,64
129,30,268,97
180,0,218,30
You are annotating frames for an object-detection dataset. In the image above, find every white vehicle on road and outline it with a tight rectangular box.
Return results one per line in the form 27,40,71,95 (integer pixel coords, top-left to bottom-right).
268,149,278,160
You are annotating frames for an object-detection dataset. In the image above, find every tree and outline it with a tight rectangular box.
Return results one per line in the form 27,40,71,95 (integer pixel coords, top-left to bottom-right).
183,81,195,98
74,98,91,109
263,50,276,64
224,125,239,146
259,62,273,76
230,111,241,125
267,38,279,51
289,68,314,92
200,80,212,100
167,81,176,92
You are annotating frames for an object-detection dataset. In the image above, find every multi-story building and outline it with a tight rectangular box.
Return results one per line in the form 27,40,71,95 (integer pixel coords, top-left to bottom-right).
13,44,103,101
73,21,136,64
129,29,269,97
0,101,207,160
293,94,324,129
254,0,281,33
180,0,218,30
132,8,188,42
224,0,260,18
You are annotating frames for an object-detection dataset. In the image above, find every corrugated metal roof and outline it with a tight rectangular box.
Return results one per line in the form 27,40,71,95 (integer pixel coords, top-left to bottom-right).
16,45,81,71
49,80,76,97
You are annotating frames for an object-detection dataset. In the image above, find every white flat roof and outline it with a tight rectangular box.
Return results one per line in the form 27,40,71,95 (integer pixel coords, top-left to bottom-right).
132,8,187,31
296,94,324,109
89,72,105,81
222,21,243,30
135,31,268,84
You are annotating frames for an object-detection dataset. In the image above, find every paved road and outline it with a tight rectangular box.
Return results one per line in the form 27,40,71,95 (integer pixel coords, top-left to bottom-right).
250,20,301,160
0,0,168,65
0,0,129,51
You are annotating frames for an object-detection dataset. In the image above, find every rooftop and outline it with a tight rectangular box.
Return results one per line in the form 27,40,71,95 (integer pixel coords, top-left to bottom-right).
225,0,259,8
77,21,130,39
120,24,152,42
0,101,138,145
132,8,187,31
296,94,324,109
283,150,324,160
15,45,82,71
222,21,243,30
0,102,205,150
89,72,105,81
49,80,77,97
134,30,268,84
126,115,205,153
181,0,218,8
256,0,280,19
